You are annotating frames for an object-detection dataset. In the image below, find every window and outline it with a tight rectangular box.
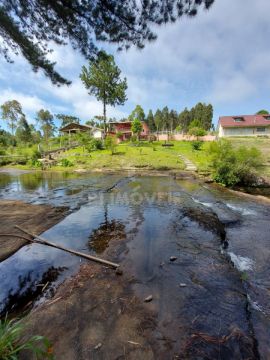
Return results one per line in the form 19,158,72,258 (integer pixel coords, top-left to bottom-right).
263,116,270,120
233,117,244,122
257,127,266,132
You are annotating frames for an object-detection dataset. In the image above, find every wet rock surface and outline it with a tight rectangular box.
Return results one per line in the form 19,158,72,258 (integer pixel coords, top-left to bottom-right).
0,200,68,261
0,171,269,359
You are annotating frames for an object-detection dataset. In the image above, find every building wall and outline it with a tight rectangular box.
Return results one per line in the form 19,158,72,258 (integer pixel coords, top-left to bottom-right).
219,126,270,137
157,134,216,141
92,130,103,139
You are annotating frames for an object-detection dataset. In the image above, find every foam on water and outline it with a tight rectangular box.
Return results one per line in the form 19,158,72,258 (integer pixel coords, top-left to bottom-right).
226,203,256,216
192,197,213,208
229,252,255,271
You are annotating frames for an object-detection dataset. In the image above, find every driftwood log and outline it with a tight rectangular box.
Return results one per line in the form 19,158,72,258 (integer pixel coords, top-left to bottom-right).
14,225,120,269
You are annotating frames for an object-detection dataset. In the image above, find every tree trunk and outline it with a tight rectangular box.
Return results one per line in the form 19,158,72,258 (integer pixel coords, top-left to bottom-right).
103,100,107,137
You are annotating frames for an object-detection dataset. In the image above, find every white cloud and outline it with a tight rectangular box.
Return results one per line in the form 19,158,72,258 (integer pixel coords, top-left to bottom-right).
1,0,270,123
0,89,46,113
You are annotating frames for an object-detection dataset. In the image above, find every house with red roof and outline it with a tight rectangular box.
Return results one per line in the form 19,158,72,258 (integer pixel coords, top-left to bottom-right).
108,121,150,141
218,115,270,137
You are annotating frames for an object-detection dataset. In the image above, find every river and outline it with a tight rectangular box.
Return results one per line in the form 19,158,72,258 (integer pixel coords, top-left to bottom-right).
0,169,269,359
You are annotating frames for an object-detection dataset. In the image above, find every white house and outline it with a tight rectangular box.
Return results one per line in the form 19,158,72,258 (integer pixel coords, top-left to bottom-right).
92,128,104,139
218,115,270,137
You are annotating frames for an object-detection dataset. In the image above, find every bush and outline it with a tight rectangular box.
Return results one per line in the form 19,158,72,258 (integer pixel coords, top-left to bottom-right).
59,158,74,167
208,139,262,186
31,148,41,162
84,138,103,153
189,127,206,137
191,141,203,151
105,135,117,155
0,316,53,359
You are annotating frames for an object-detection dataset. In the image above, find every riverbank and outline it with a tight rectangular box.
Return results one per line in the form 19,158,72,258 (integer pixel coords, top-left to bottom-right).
1,171,270,358
0,200,68,261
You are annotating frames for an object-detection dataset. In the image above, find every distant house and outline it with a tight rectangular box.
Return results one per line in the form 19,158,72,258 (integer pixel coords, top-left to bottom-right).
108,121,150,141
218,115,270,137
59,123,104,139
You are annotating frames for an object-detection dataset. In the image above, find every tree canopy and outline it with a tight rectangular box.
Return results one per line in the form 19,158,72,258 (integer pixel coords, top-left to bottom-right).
56,114,80,128
0,100,24,135
36,109,55,144
0,0,215,84
80,51,127,135
129,105,145,123
256,110,269,115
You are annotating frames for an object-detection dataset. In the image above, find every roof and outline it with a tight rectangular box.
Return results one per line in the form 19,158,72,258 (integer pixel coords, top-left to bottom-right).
59,123,103,132
59,123,92,132
219,115,270,128
109,121,147,125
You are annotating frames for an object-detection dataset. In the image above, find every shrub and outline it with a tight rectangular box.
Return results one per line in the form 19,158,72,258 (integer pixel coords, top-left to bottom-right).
189,127,206,137
85,138,103,153
59,158,73,167
31,148,41,162
191,141,203,151
105,135,117,155
0,316,53,359
208,139,262,186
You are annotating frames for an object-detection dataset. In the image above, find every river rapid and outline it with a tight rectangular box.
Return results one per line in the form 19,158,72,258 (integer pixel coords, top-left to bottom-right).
0,169,269,359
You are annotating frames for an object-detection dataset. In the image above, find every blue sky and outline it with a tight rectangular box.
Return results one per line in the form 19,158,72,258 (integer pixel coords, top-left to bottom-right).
1,0,270,130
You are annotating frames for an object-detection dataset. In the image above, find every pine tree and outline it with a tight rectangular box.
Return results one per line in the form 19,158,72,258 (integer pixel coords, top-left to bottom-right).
80,51,127,136
146,110,156,132
0,1,215,84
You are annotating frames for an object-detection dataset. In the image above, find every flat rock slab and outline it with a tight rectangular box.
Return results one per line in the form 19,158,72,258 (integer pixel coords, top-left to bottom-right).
0,200,68,262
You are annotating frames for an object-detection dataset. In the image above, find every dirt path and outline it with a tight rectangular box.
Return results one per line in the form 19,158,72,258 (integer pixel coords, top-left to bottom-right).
0,200,68,261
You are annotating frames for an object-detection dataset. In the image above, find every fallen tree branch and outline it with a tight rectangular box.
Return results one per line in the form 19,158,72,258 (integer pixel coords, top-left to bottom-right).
14,225,120,269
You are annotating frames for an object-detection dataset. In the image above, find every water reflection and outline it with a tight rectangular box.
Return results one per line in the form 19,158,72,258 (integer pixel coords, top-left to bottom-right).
88,204,126,253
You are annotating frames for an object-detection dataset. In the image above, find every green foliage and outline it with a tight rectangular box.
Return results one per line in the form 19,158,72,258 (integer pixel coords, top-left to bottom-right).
56,114,80,128
154,109,163,131
208,139,262,186
129,105,145,123
0,1,214,84
0,316,53,359
0,100,24,135
191,141,203,151
179,103,213,132
76,132,92,149
116,131,123,139
188,126,207,137
256,110,269,115
80,51,127,134
59,158,74,167
105,135,117,155
0,129,13,146
146,110,156,132
85,138,103,152
15,116,32,143
131,118,143,139
36,109,55,144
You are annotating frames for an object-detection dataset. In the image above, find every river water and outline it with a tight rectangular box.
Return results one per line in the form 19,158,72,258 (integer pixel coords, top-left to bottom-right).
0,170,269,359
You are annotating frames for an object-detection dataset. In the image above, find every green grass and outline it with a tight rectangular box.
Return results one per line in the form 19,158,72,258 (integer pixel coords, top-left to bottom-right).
0,317,53,359
54,142,187,171
3,138,270,178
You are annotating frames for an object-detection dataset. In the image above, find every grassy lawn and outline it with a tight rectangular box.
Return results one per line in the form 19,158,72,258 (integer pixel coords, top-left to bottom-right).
56,142,187,171
3,138,270,178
